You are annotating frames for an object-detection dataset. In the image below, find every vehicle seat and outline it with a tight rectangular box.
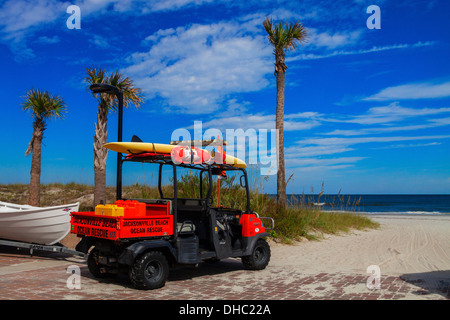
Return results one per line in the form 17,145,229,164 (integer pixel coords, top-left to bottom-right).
177,220,196,235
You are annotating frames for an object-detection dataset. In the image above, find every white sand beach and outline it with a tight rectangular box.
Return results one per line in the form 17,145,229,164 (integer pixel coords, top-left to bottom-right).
261,214,450,299
270,214,450,275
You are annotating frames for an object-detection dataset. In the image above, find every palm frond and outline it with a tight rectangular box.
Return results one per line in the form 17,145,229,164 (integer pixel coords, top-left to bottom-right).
85,66,144,113
21,88,67,120
22,88,67,157
85,65,116,109
84,66,107,86
263,16,308,52
45,93,67,120
108,70,145,110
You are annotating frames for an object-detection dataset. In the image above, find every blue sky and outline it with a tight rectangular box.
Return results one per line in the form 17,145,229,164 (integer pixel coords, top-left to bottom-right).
0,0,449,194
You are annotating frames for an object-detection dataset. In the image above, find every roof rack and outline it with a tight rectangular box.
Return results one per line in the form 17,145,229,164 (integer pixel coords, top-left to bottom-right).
169,139,228,147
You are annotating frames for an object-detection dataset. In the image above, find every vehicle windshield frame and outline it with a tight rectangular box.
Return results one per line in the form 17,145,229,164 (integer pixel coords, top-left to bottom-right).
121,156,251,213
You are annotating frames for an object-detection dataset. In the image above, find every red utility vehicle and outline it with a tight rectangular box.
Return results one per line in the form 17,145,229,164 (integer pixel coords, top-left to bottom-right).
71,139,274,290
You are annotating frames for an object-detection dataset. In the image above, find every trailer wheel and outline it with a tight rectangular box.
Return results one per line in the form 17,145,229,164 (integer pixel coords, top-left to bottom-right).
242,238,271,270
129,251,169,290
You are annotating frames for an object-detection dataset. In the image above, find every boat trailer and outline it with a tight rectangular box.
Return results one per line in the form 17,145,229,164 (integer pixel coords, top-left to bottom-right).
0,239,86,258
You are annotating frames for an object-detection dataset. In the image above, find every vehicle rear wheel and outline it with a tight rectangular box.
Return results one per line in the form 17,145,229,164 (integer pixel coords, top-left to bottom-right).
129,251,169,290
242,238,271,270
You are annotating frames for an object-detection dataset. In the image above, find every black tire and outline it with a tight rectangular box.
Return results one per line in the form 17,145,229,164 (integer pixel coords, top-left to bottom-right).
129,251,169,290
87,249,109,278
204,257,221,264
242,238,271,270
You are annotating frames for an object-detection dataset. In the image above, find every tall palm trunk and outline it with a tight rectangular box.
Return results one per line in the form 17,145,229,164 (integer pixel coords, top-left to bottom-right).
275,51,287,207
263,17,308,208
28,119,44,207
93,100,109,206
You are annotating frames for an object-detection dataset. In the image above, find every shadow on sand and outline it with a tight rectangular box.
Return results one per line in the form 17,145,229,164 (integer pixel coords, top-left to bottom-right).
400,270,450,299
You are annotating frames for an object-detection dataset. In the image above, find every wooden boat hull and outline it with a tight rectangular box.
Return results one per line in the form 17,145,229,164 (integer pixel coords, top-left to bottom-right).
0,202,80,245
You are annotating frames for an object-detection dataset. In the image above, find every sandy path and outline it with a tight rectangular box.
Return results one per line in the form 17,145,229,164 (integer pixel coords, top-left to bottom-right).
268,215,450,276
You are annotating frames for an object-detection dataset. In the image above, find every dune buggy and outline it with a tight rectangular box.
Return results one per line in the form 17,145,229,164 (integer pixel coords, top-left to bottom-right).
71,139,274,290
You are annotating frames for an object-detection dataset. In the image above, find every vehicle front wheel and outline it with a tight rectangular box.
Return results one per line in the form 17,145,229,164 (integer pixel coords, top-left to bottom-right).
129,251,169,290
242,238,271,270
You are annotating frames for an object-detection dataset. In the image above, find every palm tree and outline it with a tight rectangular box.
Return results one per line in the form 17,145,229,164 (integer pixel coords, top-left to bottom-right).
22,89,67,206
85,66,144,207
263,17,308,207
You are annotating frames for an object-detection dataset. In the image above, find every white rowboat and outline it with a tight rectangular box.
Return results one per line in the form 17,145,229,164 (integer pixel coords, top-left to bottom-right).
0,201,79,245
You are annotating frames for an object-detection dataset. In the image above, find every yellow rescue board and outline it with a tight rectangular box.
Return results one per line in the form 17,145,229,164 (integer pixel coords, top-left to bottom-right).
104,142,175,154
209,151,247,169
103,142,247,168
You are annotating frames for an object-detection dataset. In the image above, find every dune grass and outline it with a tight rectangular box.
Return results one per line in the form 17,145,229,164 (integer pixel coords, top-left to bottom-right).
0,173,378,243
123,171,379,243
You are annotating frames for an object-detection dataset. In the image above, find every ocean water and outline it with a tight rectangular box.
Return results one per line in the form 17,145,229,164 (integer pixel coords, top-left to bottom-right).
286,194,450,215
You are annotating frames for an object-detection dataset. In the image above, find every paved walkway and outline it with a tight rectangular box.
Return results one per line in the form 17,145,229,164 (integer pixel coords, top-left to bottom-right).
0,246,448,301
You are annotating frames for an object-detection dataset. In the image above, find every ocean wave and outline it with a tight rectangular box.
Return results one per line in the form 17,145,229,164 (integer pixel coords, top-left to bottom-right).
404,211,447,215
322,209,449,215
364,211,449,215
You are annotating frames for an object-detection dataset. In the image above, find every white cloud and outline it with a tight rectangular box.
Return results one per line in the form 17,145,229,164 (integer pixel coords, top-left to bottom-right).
288,41,435,62
298,135,450,147
0,0,217,36
279,102,450,171
318,102,450,126
367,103,450,116
0,0,220,58
35,35,60,44
285,112,323,119
430,117,450,125
123,18,273,113
196,102,450,171
286,156,366,168
145,0,214,12
144,28,176,43
306,28,363,50
364,80,450,101
0,0,68,35
285,145,354,157
0,0,68,58
77,0,215,15
89,34,110,48
199,112,320,132
323,122,447,136
282,134,450,170
371,142,442,150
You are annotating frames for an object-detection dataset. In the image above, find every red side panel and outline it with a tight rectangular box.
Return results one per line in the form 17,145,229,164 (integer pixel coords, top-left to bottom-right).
239,214,266,237
120,216,173,238
71,212,120,240
70,200,174,240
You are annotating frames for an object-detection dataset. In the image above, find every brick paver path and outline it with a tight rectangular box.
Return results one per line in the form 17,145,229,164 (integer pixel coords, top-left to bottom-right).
0,247,448,301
